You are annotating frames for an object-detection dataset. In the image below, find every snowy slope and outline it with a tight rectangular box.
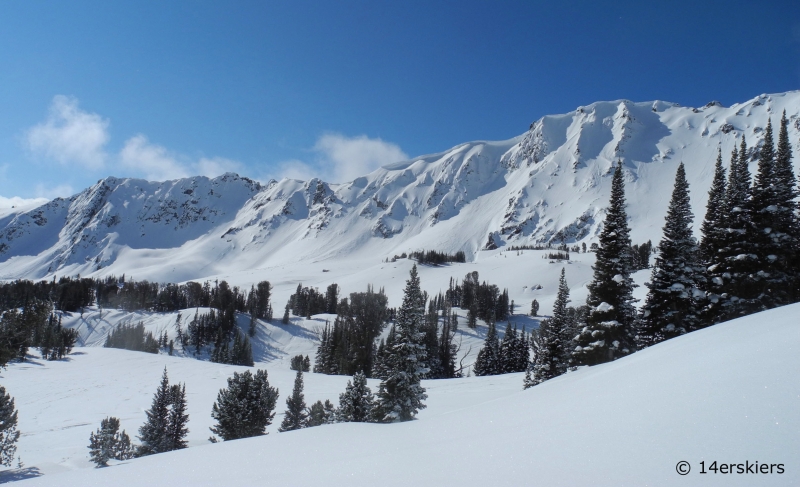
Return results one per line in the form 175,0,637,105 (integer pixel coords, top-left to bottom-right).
2,91,799,284
5,302,798,486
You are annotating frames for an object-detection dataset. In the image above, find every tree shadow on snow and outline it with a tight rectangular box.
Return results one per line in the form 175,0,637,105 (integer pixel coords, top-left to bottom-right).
0,467,43,483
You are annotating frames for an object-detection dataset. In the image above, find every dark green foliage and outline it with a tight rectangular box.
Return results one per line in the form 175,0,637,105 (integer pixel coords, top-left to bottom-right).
573,161,636,366
0,299,52,366
210,369,278,441
38,313,79,360
286,284,327,317
0,386,19,467
630,241,654,271
210,330,254,366
104,322,159,354
526,268,571,387
279,370,308,432
638,164,703,348
700,149,728,263
473,321,500,376
443,272,509,323
290,354,310,372
335,372,375,422
530,299,539,316
137,368,189,456
375,265,428,422
88,417,133,467
312,287,389,376
306,399,335,427
325,283,339,314
408,249,466,265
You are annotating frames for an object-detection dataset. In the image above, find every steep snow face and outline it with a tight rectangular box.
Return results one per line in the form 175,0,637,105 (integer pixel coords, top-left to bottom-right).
2,91,800,282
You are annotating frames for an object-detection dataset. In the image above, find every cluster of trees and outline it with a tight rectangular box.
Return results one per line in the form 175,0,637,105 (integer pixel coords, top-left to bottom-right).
285,283,339,320
543,251,570,260
630,240,654,271
185,310,254,366
408,249,467,265
525,115,798,388
473,322,531,376
290,354,310,372
0,277,93,313
0,299,77,366
88,368,188,467
104,322,159,354
313,287,389,376
441,272,510,326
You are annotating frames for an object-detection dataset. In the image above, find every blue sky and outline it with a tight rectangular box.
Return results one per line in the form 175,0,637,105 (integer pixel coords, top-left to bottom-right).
1,0,798,204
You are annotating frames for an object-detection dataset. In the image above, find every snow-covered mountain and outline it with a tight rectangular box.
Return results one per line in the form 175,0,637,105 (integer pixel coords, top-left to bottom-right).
2,91,799,282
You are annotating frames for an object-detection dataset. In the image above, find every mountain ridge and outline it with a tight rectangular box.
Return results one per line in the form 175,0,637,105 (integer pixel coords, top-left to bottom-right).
2,90,799,282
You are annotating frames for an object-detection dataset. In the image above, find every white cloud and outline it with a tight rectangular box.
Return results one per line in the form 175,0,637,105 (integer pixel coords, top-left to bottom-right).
195,157,243,178
276,133,408,183
0,195,49,209
25,95,110,169
34,183,74,200
314,133,408,183
119,135,191,181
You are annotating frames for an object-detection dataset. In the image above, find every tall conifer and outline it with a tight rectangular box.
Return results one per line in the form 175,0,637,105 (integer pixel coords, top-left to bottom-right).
573,161,636,366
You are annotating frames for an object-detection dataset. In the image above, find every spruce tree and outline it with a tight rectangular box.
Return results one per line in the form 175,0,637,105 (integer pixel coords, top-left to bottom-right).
210,369,278,441
335,372,375,422
375,265,428,422
137,368,172,456
699,148,727,263
165,384,189,451
638,163,703,347
528,268,571,386
573,161,636,366
0,386,19,467
499,323,517,373
88,417,133,467
279,370,308,432
306,400,332,427
473,320,499,376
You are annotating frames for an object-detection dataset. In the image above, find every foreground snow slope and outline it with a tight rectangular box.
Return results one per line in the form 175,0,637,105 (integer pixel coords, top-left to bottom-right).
13,303,800,486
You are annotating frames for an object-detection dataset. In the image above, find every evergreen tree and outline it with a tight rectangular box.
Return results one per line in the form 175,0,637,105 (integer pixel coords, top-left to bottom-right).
279,370,308,432
499,323,518,373
137,368,172,456
165,384,189,451
527,268,571,387
335,372,375,422
88,417,133,467
638,163,703,347
707,136,758,322
0,386,19,467
306,400,336,427
473,320,500,376
210,369,278,441
374,265,428,422
573,161,636,366
530,299,539,316
699,148,727,263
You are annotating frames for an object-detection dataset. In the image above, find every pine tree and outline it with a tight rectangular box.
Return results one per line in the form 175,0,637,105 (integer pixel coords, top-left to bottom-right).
699,148,727,263
499,323,518,373
473,320,499,376
638,163,703,347
335,372,375,422
530,299,539,316
306,400,334,427
279,370,308,432
375,265,428,422
0,386,19,467
528,268,571,386
210,369,278,441
137,368,172,456
88,417,133,467
573,161,636,366
165,384,189,451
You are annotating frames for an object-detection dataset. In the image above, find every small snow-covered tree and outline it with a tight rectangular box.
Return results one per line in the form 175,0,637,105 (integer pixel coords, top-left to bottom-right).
279,370,308,432
88,417,133,467
137,368,189,456
473,320,500,376
526,268,571,388
335,372,375,423
165,384,189,451
375,265,428,422
0,386,19,467
210,369,278,441
306,399,335,427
